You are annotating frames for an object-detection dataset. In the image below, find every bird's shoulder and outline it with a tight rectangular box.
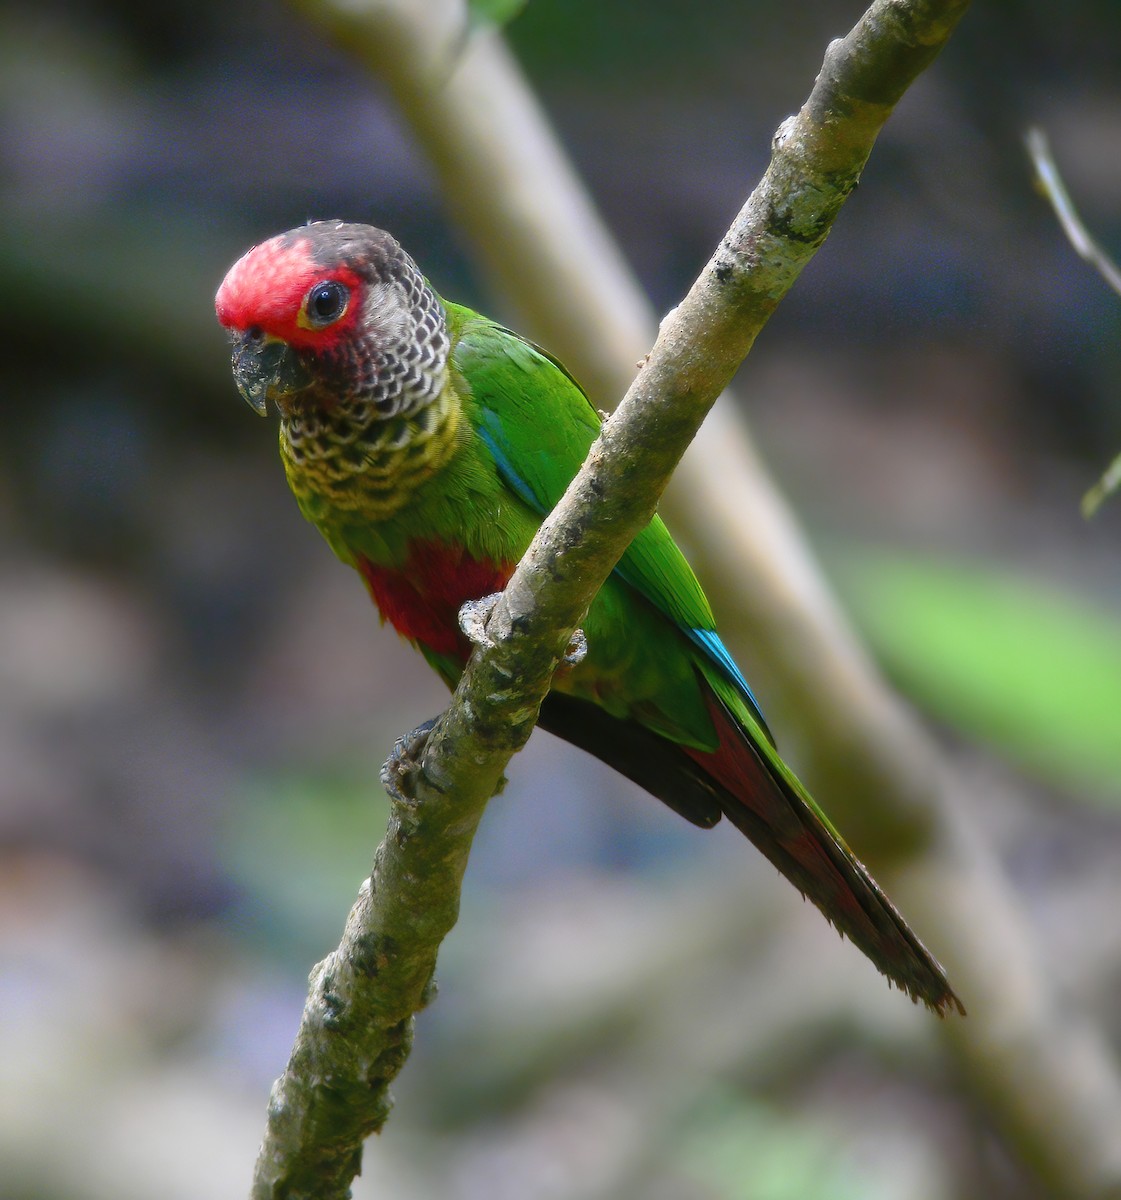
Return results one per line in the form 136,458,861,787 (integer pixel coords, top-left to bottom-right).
444,303,602,481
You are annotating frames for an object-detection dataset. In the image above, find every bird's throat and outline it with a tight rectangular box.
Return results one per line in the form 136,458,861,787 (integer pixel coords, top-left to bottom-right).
279,385,462,521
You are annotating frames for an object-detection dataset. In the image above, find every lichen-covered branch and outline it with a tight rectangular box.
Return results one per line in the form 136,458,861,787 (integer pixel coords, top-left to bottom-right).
271,3,1121,1198
251,3,973,1196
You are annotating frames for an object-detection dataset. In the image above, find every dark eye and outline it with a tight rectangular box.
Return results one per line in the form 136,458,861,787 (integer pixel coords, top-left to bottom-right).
305,280,349,326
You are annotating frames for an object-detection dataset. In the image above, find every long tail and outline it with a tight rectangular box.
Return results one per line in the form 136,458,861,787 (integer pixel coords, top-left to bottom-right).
538,680,963,1017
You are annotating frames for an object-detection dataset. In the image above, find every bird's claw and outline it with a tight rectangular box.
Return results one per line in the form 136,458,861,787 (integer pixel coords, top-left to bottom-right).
380,717,437,803
562,627,588,666
458,592,503,649
459,591,586,667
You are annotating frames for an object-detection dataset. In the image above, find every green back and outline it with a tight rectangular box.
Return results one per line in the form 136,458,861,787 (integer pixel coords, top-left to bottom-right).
447,301,771,738
448,303,716,633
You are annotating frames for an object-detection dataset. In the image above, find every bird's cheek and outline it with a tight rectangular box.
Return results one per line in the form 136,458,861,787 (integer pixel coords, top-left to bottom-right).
231,335,313,417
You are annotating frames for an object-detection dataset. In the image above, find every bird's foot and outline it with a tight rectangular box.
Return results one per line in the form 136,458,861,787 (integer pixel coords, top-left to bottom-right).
458,591,587,666
458,592,503,649
561,627,588,666
380,717,437,804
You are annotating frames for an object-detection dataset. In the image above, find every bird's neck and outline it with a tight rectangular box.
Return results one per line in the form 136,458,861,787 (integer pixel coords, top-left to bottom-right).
279,382,462,523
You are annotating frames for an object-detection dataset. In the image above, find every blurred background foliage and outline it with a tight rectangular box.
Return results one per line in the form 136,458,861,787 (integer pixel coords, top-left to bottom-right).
2,1,1121,1197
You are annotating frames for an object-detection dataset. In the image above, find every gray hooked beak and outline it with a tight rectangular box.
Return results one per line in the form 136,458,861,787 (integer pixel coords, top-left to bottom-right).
230,332,311,416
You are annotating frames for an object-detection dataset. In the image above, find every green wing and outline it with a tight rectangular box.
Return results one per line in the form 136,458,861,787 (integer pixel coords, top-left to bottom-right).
448,304,711,621
445,306,962,1017
447,302,769,731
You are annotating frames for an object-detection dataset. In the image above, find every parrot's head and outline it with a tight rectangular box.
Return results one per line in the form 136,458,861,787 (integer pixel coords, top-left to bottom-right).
215,222,449,422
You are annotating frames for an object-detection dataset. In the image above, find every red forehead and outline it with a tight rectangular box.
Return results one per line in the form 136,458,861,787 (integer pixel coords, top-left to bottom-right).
215,234,360,349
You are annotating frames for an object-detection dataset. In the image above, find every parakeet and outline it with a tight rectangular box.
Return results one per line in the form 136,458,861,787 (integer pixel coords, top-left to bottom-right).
216,221,962,1016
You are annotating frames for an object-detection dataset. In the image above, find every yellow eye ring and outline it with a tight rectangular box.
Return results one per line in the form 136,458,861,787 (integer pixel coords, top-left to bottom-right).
300,280,349,329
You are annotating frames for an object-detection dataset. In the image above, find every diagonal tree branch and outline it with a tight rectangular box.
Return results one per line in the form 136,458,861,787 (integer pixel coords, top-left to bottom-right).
276,3,1121,1198
250,3,976,1197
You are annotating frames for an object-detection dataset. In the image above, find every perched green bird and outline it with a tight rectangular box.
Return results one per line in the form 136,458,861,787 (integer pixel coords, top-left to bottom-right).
216,221,962,1016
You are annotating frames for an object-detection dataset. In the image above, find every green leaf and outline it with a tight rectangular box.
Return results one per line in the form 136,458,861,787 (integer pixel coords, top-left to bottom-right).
838,549,1121,805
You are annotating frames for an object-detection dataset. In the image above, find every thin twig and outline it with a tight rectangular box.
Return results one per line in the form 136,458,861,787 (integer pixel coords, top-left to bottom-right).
1025,127,1121,516
1082,451,1121,517
1027,127,1121,297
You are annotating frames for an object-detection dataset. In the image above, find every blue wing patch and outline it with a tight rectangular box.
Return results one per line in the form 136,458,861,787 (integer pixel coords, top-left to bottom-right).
686,627,773,743
478,414,542,512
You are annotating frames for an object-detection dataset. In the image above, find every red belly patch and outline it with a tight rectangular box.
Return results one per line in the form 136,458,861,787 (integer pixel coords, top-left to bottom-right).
356,541,514,658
